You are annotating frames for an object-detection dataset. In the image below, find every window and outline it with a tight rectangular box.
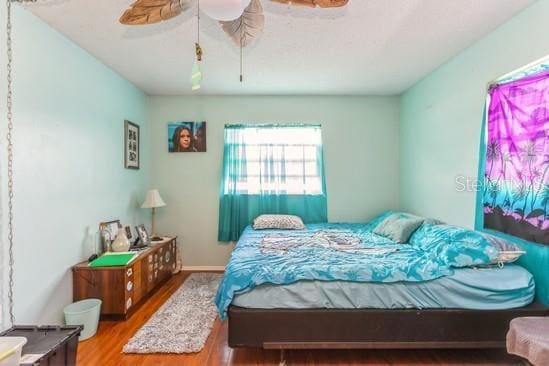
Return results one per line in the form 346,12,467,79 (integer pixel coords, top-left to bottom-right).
222,125,325,195
218,124,328,241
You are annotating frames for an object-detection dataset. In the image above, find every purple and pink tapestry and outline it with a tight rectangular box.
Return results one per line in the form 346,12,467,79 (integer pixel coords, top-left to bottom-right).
483,70,549,244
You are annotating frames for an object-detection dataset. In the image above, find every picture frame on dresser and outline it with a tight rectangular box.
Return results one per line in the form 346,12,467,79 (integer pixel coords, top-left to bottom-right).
135,224,150,246
125,225,133,240
99,220,121,241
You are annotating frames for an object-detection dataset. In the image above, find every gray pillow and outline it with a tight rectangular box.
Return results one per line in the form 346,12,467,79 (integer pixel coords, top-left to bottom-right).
373,214,425,243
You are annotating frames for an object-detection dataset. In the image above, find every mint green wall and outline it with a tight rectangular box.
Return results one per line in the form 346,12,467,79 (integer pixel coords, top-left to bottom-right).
401,0,549,225
400,0,549,303
150,96,400,267
2,0,546,326
0,6,150,326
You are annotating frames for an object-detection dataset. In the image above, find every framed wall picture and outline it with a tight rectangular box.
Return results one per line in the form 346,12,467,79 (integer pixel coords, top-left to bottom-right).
168,121,207,153
125,120,140,169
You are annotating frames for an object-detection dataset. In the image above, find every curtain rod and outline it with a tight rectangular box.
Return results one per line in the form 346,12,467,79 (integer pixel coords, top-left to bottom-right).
225,123,322,129
486,54,549,90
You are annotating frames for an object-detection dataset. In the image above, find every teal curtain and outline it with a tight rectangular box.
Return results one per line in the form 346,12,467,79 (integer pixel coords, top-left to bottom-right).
218,124,328,241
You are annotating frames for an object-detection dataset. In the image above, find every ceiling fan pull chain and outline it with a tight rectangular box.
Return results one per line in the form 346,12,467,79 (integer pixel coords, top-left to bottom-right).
240,25,243,82
6,0,16,326
195,0,202,61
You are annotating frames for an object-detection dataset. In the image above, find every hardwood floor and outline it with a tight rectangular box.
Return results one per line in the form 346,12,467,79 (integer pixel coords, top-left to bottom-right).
77,272,523,365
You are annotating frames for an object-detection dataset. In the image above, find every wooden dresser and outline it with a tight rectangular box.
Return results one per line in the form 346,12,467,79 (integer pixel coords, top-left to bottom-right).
72,237,177,320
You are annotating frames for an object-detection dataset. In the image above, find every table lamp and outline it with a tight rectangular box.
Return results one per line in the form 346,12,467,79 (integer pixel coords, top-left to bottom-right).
141,189,166,241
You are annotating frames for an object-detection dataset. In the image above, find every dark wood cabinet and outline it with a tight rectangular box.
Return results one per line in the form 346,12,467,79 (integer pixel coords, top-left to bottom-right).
72,237,177,320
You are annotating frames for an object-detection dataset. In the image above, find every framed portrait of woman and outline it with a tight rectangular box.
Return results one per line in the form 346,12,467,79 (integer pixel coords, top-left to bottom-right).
125,120,140,169
168,121,207,153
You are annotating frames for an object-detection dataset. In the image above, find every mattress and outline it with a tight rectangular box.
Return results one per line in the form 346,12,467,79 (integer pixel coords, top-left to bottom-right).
232,264,535,310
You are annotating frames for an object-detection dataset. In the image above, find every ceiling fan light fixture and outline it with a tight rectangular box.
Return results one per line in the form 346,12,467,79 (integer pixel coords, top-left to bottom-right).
200,0,251,21
191,59,202,91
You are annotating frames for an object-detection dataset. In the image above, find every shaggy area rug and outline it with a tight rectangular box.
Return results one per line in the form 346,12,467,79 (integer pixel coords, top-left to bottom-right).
123,272,222,354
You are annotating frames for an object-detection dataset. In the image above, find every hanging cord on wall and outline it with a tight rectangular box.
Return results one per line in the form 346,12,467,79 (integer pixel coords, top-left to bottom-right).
6,0,16,326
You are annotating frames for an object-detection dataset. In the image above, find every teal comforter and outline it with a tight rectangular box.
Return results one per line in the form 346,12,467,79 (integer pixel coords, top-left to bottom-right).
215,220,499,318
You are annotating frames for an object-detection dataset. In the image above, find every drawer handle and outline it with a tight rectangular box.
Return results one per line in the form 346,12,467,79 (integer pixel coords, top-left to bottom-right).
126,268,133,277
148,274,153,283
148,255,153,263
126,297,132,310
126,281,133,291
165,252,171,263
154,270,158,278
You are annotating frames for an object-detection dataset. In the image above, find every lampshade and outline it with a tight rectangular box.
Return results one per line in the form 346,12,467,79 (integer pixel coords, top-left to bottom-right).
141,189,166,208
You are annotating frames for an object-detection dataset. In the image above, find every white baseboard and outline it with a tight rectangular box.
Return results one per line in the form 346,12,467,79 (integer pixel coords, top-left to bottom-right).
181,265,225,272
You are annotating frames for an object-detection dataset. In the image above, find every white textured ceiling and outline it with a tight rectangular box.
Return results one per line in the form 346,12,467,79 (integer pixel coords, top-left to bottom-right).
25,0,534,95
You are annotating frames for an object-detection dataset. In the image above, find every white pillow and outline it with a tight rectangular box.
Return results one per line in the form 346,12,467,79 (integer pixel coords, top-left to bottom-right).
479,232,526,265
253,215,305,230
496,251,525,264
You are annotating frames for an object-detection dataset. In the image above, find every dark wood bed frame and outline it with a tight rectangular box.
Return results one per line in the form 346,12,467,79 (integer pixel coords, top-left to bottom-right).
228,303,548,349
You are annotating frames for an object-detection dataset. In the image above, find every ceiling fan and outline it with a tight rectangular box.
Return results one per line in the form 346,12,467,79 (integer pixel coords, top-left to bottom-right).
120,0,350,47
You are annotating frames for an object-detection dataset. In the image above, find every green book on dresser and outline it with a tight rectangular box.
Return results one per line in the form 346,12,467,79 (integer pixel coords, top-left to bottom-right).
89,252,137,267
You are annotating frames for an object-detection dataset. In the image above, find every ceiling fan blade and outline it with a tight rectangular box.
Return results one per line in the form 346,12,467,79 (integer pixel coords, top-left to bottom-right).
220,0,265,48
120,0,185,25
271,0,349,7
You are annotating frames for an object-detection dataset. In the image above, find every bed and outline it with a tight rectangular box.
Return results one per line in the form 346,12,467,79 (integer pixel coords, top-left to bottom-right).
215,218,548,349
